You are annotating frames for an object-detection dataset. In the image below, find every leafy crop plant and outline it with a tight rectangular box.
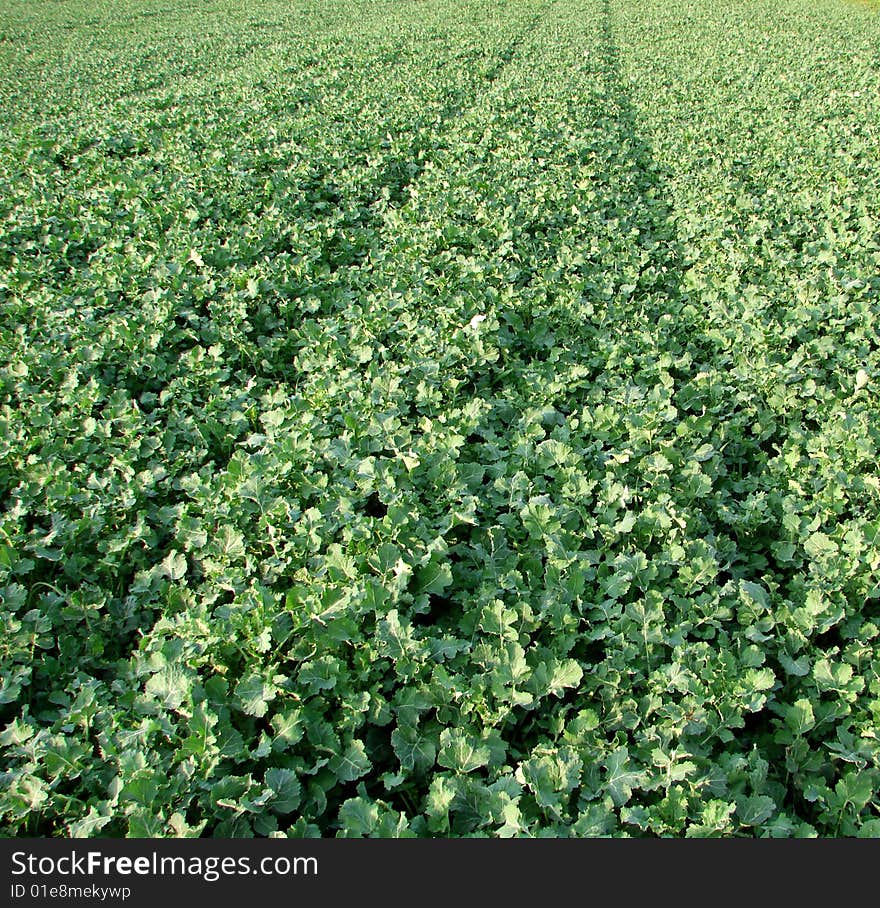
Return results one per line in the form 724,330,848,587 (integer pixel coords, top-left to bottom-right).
1,0,879,837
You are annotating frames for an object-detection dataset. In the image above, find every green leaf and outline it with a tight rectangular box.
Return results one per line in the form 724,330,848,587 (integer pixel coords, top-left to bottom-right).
376,609,420,661
299,657,339,692
603,569,631,600
529,657,584,698
778,653,811,677
414,560,453,596
803,532,838,560
391,723,437,773
437,729,491,774
145,665,190,710
739,580,769,609
834,772,876,810
517,748,582,809
736,795,776,827
478,600,519,640
784,699,815,735
234,676,276,717
425,775,457,832
68,808,113,838
265,768,301,814
270,709,304,749
337,797,379,836
550,661,584,696
604,747,643,807
0,717,34,746
161,551,188,581
329,740,372,783
745,667,776,692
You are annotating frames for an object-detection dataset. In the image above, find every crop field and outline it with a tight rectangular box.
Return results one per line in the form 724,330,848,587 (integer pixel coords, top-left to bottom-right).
1,0,880,838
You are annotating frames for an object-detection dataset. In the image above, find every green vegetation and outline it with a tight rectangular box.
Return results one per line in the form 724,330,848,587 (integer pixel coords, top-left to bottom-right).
1,0,879,837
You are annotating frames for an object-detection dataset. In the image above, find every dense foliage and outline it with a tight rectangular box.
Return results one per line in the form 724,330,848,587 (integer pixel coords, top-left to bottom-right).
1,0,879,837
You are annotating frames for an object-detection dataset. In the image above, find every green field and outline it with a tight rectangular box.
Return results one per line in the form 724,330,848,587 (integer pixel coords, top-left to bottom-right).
1,0,880,837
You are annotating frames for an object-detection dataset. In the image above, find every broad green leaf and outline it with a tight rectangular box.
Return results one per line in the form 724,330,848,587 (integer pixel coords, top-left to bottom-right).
604,747,643,807
265,768,302,814
391,723,437,773
414,560,453,596
337,797,379,837
736,795,776,827
329,740,372,783
784,699,815,735
235,676,276,717
161,551,188,581
437,729,490,774
803,532,838,560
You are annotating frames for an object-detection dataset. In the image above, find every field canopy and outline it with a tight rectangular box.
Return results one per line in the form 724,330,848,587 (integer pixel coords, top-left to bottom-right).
1,0,879,837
